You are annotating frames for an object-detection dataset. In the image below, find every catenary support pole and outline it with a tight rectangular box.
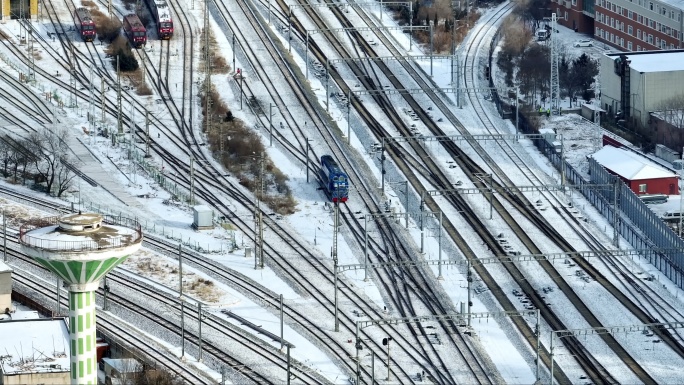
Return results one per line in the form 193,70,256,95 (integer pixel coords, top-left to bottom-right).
2,211,6,262
178,244,183,296
286,344,291,384
334,262,339,332
364,215,368,281
180,298,185,359
438,211,443,279
102,275,108,311
280,294,284,350
198,302,203,361
56,277,60,315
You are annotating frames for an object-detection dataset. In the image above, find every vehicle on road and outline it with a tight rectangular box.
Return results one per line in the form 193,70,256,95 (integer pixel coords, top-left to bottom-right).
573,39,593,47
535,28,550,41
319,155,349,203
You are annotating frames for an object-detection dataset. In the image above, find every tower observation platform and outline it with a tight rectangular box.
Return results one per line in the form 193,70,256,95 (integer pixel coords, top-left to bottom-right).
19,213,142,385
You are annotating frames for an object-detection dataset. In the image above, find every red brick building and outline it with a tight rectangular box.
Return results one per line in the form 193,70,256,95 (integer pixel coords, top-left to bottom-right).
553,0,684,51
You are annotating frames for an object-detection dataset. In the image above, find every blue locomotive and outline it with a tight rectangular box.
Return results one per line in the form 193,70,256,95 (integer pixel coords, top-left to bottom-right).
319,155,349,202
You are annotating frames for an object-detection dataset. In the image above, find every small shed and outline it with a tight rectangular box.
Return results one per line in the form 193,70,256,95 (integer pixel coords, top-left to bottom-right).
193,205,214,230
591,146,679,195
581,103,605,124
0,261,11,313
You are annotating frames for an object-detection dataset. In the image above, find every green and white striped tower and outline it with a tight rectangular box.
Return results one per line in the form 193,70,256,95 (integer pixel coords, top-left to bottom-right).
20,213,142,385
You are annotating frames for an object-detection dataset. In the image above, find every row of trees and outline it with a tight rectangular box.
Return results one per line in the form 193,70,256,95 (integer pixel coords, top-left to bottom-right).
0,128,76,197
497,16,599,107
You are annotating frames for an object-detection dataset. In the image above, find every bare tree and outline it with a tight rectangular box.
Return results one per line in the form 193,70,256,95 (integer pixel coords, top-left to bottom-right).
653,94,684,128
26,127,73,196
0,137,12,177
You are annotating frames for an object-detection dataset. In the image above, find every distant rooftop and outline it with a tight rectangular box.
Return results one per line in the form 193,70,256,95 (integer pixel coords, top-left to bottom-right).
0,318,70,375
592,145,676,180
605,50,684,73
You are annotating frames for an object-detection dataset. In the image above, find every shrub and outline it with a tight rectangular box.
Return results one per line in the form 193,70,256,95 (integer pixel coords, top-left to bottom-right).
96,15,121,43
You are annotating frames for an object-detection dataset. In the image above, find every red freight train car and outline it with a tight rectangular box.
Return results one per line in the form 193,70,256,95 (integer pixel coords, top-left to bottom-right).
74,8,96,42
123,14,147,48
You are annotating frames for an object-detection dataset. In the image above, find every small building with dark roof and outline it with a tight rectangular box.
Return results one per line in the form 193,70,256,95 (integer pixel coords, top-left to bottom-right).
591,145,679,195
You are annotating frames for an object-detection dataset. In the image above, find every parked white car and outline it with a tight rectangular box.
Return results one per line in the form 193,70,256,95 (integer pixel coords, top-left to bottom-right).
573,39,593,47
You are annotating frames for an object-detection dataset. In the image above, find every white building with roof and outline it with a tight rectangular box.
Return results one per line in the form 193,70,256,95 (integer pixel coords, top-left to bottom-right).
591,145,680,194
0,317,70,385
600,50,684,127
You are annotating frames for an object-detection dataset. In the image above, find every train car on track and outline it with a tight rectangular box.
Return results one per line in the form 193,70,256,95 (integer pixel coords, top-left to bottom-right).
319,155,349,203
138,0,173,39
148,0,174,39
123,14,147,48
73,8,96,42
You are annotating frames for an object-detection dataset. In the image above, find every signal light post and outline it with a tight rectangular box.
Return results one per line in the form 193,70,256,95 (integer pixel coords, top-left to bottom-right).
382,337,393,381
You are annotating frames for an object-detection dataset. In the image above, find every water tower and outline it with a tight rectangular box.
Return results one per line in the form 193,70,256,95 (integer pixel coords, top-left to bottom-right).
19,213,142,385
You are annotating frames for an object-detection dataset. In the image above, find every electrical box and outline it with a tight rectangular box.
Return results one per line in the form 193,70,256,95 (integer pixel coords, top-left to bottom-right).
193,205,213,229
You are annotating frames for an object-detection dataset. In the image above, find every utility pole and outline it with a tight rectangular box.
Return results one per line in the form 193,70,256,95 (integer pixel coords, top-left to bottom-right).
69,45,76,108
197,302,203,361
190,158,195,205
550,13,560,113
102,275,108,311
2,211,6,262
305,135,310,183
56,277,60,316
117,56,123,137
145,111,151,158
255,153,264,269
613,176,620,247
259,154,264,269
280,294,284,350
141,49,145,89
204,0,211,137
101,78,105,124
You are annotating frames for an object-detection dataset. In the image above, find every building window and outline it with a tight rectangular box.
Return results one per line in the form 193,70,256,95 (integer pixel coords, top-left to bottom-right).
637,29,641,38
617,5,621,13
649,19,654,28
629,10,633,18
648,34,653,44
662,40,667,48
612,3,616,11
572,0,577,5
649,1,653,10
596,27,600,35
671,43,676,49
621,38,625,46
639,184,647,193
607,1,611,8
655,36,659,45
638,15,643,23
637,44,641,50
611,17,614,27
628,41,633,49
565,11,568,20
628,25,633,34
